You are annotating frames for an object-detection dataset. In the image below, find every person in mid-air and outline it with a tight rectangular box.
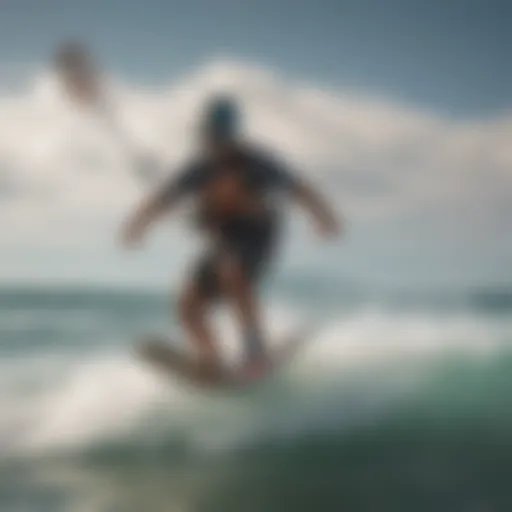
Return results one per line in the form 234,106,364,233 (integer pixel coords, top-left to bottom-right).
122,96,341,380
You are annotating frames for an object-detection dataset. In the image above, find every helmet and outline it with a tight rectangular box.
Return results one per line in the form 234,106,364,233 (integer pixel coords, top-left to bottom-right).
55,41,90,72
202,95,240,140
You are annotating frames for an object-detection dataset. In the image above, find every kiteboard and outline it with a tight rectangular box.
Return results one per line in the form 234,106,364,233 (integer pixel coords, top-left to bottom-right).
136,328,312,390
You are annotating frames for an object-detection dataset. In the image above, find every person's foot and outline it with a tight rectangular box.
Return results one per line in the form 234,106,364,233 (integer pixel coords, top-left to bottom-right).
194,356,223,383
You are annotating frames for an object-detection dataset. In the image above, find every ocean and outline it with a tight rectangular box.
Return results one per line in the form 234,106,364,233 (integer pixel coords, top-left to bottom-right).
1,281,511,512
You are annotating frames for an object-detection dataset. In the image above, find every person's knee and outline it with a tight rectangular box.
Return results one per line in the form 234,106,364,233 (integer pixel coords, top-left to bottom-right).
219,256,248,294
179,290,203,326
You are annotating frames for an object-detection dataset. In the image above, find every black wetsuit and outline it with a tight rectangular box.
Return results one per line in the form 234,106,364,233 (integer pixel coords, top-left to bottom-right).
159,146,299,297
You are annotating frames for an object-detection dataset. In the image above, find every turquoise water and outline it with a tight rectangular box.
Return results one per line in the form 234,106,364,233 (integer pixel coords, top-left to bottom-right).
0,284,511,511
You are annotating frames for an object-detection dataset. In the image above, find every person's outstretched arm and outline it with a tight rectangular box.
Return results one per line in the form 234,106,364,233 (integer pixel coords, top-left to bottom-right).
121,189,172,247
266,153,341,239
292,178,342,239
121,162,203,247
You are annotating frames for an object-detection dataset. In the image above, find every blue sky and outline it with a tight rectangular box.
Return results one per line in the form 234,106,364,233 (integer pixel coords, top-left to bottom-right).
0,0,510,116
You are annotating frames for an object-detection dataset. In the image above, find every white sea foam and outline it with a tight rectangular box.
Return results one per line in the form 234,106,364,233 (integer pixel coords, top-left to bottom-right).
0,305,510,459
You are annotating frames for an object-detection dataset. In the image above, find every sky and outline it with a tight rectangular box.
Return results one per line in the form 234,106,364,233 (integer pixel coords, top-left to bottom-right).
0,0,510,290
0,0,511,116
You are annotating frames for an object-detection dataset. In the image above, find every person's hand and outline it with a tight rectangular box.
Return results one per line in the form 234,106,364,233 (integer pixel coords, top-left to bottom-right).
316,216,342,240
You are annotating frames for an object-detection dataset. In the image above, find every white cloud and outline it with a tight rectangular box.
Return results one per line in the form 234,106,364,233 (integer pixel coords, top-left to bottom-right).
0,59,510,285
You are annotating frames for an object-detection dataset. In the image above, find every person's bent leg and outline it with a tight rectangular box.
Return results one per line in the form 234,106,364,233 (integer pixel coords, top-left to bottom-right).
218,220,276,373
218,252,267,371
178,259,222,377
